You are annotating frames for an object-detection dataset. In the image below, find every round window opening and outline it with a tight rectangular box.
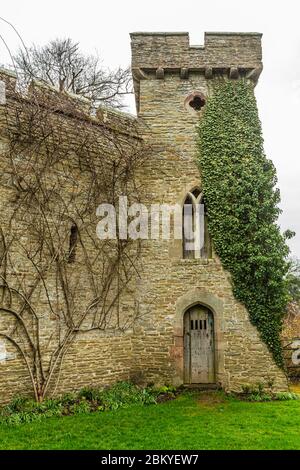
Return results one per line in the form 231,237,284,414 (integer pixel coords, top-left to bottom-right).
184,92,206,113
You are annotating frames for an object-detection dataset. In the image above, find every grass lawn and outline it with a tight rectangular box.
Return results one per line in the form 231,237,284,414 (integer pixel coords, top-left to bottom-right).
0,390,299,450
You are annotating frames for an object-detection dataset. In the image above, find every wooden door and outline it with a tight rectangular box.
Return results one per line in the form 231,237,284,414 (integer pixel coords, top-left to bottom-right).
184,305,215,383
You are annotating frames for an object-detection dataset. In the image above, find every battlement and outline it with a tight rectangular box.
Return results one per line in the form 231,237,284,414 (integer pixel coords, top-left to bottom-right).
130,31,263,113
0,68,142,139
130,31,262,70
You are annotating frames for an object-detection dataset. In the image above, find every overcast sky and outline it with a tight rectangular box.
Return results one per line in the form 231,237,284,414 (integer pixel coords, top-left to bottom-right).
0,0,299,257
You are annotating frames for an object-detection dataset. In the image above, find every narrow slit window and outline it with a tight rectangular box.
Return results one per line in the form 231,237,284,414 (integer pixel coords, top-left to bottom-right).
195,320,198,330
204,319,207,330
68,224,78,263
190,320,194,330
200,320,202,330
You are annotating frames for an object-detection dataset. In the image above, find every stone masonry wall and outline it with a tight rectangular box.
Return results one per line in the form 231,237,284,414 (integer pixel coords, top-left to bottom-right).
0,31,289,403
129,32,288,392
130,32,262,69
0,73,141,403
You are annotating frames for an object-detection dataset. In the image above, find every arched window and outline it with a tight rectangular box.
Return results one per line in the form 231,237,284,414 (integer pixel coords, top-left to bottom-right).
182,189,211,259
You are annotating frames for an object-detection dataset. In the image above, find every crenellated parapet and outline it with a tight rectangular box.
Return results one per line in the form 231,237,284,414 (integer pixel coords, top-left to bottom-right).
131,31,262,72
130,31,263,111
0,68,141,139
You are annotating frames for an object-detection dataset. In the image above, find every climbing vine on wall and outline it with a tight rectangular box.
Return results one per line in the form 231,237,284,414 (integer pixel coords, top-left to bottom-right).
197,79,291,368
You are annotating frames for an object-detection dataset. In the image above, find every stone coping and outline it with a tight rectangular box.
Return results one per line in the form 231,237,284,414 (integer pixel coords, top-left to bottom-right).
130,31,262,37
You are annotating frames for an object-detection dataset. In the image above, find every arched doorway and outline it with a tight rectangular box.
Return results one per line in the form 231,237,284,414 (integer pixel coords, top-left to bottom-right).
184,304,215,384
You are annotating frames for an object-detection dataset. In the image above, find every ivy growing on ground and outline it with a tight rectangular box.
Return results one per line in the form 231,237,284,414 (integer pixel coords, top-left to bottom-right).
197,79,292,367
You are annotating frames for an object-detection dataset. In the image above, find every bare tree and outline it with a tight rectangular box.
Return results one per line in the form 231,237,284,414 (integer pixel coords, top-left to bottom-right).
14,38,132,108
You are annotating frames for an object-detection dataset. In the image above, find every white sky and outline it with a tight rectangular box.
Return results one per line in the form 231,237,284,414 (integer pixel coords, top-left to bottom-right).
0,0,299,257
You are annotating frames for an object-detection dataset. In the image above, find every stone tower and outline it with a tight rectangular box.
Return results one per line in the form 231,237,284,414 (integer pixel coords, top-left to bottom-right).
129,32,288,391
0,33,288,403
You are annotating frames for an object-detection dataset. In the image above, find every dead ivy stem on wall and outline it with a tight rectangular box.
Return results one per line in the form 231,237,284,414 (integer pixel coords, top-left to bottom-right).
0,81,147,402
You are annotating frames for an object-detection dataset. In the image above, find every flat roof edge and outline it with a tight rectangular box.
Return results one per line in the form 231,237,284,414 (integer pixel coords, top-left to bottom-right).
130,32,189,37
205,31,262,37
130,31,262,38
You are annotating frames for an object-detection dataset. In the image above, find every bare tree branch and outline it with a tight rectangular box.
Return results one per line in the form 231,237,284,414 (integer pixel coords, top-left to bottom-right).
13,38,133,109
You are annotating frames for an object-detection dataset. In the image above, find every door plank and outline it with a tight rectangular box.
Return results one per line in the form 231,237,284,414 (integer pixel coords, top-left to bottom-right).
184,306,215,384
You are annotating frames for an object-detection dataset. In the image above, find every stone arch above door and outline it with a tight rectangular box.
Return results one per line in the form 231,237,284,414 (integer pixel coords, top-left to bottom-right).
174,288,224,336
172,288,226,386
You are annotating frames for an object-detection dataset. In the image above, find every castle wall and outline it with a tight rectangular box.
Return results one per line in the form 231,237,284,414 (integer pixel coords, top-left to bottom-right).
0,30,289,403
0,75,141,403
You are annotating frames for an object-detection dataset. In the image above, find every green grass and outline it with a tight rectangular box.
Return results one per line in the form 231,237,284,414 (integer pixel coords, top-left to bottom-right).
0,391,299,450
